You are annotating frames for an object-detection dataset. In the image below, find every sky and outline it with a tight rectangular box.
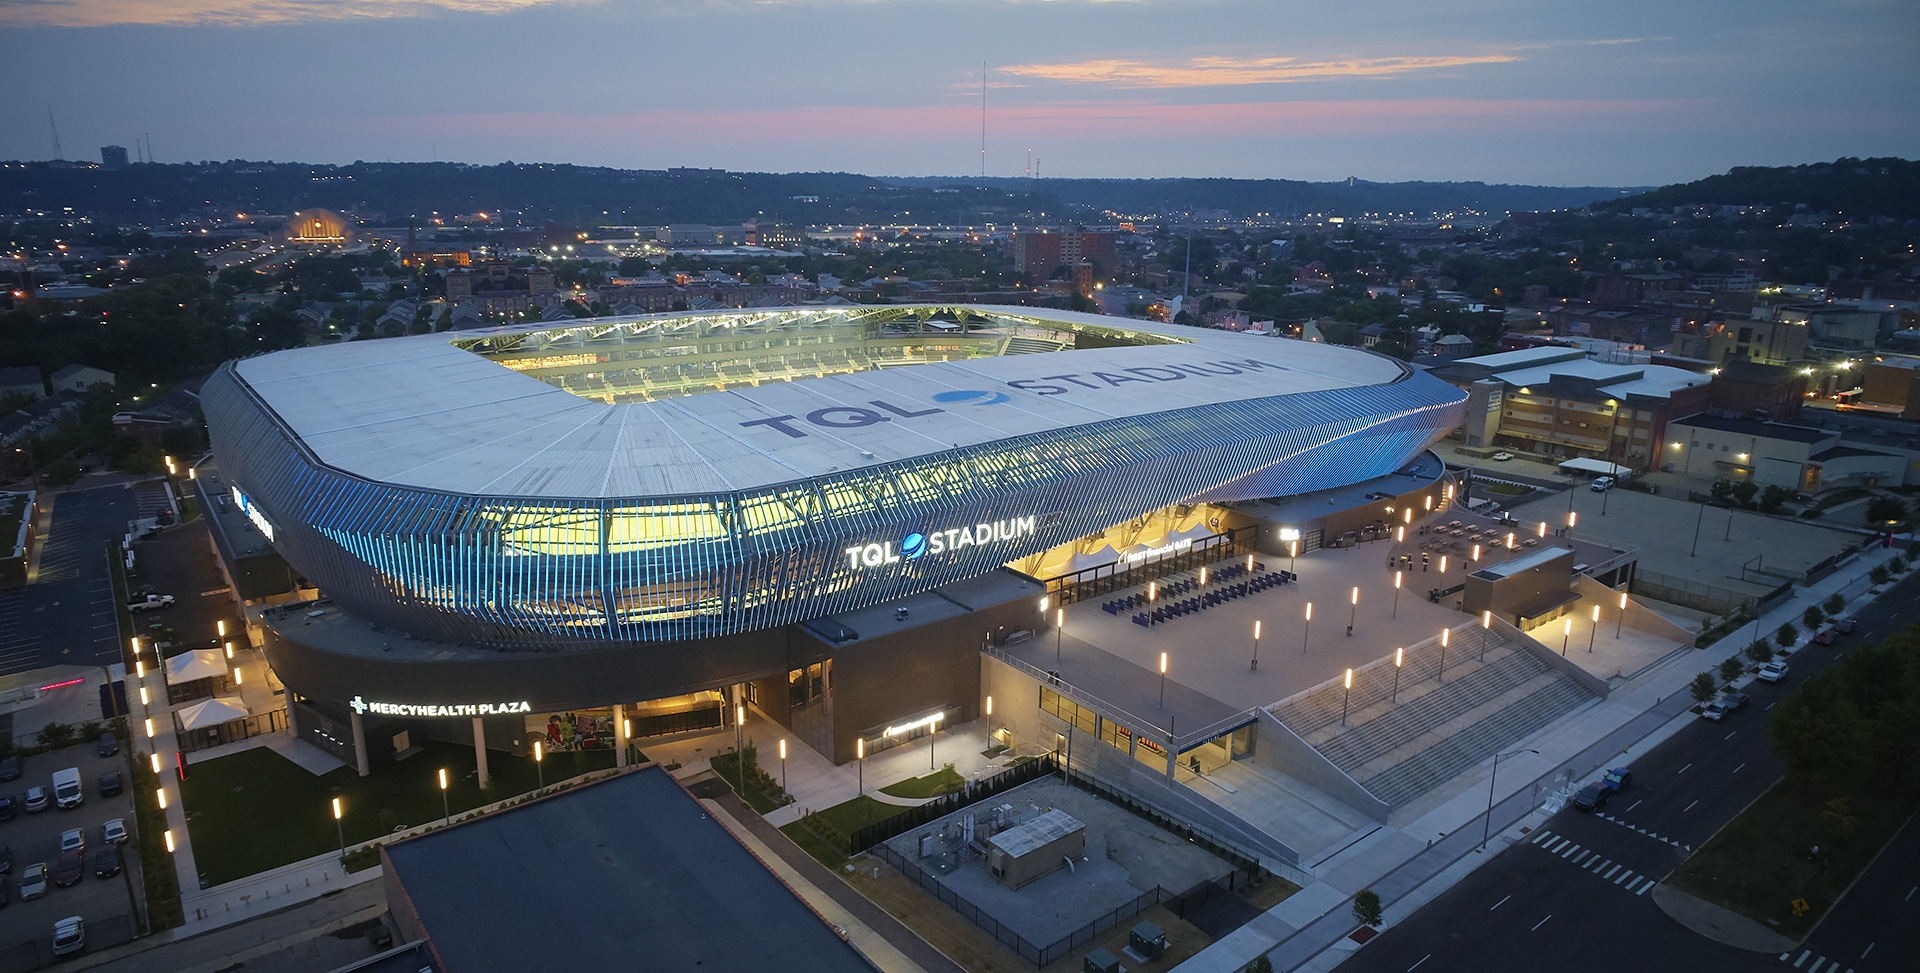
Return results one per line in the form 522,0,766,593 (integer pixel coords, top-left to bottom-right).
0,0,1915,187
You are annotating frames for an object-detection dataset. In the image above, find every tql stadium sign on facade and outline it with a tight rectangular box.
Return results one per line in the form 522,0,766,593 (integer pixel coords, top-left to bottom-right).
844,515,1040,570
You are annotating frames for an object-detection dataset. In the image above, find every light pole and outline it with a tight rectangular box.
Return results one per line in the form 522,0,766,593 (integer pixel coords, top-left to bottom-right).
1158,652,1168,707
1691,500,1706,557
1482,748,1539,849
1588,605,1601,653
1391,647,1404,703
855,737,864,796
1302,602,1312,654
779,738,788,794
1341,668,1354,726
331,797,344,855
1438,627,1450,682
1561,616,1572,656
1251,620,1261,672
1439,554,1448,574
1148,581,1158,627
1616,591,1627,637
1392,571,1402,618
1290,541,1298,575
1481,610,1492,661
930,713,939,769
1200,566,1208,587
1347,586,1359,637
736,704,747,796
1472,543,1481,563
437,768,450,827
533,740,544,790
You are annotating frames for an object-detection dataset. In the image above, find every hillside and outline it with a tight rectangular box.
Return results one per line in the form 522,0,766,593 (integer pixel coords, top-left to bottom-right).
1601,157,1920,219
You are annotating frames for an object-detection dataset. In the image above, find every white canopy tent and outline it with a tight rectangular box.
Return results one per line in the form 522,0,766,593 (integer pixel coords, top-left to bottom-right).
176,696,251,731
165,648,227,685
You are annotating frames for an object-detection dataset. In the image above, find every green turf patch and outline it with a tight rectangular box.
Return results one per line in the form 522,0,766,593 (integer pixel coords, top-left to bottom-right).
779,821,849,870
709,741,793,814
879,766,966,798
1482,481,1533,496
1668,782,1912,938
180,740,615,887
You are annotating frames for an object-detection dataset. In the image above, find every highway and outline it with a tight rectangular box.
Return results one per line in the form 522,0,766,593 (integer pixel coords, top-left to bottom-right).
1341,568,1920,973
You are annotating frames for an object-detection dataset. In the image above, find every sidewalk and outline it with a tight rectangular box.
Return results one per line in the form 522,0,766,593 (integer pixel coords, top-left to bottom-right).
1172,543,1898,972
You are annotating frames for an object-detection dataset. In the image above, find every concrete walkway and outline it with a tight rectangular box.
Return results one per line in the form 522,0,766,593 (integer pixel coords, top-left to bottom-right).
1650,884,1796,952
1172,542,1899,972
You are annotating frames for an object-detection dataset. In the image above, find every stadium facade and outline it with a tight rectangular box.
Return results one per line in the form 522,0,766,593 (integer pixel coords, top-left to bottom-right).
203,305,1466,770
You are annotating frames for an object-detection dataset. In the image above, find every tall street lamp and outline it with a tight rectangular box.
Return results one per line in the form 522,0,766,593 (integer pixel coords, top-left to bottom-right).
1481,611,1493,661
1341,668,1354,726
736,704,748,796
1588,605,1601,653
779,738,788,794
533,740,544,790
1055,607,1065,664
331,797,345,855
1158,652,1168,707
1438,627,1450,682
1148,581,1158,627
1302,602,1312,654
438,768,451,827
856,737,865,796
1482,748,1540,849
1561,616,1572,656
1251,620,1261,672
1347,586,1359,637
1392,571,1402,618
1616,591,1628,637
1391,647,1404,703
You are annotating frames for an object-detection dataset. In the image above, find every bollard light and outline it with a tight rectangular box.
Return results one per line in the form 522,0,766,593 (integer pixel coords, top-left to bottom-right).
224,641,234,659
164,830,175,853
156,787,167,810
135,659,144,679
1537,521,1548,538
332,796,342,820
144,718,154,739
217,620,226,638
233,668,243,685
1483,610,1492,628
149,753,162,774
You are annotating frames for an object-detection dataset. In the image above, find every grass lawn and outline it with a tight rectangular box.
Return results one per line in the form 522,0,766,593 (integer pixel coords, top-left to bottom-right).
1482,481,1534,496
1669,782,1912,938
780,821,849,869
180,740,616,887
814,794,904,835
880,766,966,799
781,795,906,868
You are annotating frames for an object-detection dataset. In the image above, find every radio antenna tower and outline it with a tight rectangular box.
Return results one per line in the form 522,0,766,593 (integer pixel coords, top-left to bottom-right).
45,100,63,160
980,62,987,179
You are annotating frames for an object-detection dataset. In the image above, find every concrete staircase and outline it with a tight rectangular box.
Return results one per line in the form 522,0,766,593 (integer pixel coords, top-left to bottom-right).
1270,628,1596,809
1002,336,1067,355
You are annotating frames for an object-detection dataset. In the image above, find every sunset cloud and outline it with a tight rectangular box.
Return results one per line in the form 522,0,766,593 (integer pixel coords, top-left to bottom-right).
0,0,595,29
1000,53,1522,88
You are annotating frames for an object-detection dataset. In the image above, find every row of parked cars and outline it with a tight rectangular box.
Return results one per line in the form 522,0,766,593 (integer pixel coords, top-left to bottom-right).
3,819,128,906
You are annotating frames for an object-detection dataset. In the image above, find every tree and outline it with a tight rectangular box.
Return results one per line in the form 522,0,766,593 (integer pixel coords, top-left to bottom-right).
1824,593,1846,616
1242,959,1274,973
1871,564,1892,586
1758,484,1795,514
1768,682,1870,793
1352,889,1383,929
1709,478,1735,505
1803,605,1826,630
1689,672,1719,704
1893,556,1910,574
1729,480,1760,508
1720,656,1746,683
1865,495,1907,526
1746,640,1775,665
37,722,74,747
1776,622,1798,648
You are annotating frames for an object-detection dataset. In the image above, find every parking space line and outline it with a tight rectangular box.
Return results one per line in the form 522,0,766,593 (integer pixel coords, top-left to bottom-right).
1530,914,1550,931
1490,895,1509,911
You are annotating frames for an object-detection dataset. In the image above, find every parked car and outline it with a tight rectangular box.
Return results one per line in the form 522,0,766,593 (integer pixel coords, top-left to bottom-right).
1590,475,1616,492
102,819,127,846
58,829,84,855
52,850,82,887
1491,451,1514,462
19,862,48,899
126,593,176,612
92,845,121,879
1758,661,1790,683
95,733,117,757
1602,767,1633,791
0,795,16,821
1836,616,1858,635
1701,690,1751,721
51,916,84,956
0,844,10,874
1572,781,1613,812
1813,628,1839,645
0,755,18,781
97,771,122,798
23,787,49,813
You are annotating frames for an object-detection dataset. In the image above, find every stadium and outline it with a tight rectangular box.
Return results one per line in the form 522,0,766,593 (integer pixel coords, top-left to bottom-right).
201,305,1466,772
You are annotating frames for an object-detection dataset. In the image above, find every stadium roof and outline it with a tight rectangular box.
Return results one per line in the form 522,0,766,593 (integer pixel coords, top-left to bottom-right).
232,305,1408,500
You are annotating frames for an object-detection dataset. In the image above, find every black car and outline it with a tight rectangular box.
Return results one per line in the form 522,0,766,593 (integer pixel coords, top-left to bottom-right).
97,772,122,798
0,755,18,781
92,845,121,879
1572,781,1612,812
0,795,16,821
0,844,10,874
52,850,83,888
95,733,117,758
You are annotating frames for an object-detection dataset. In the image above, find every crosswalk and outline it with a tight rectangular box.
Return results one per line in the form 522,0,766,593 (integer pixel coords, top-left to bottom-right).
1592,812,1692,850
1780,948,1853,973
1528,829,1659,895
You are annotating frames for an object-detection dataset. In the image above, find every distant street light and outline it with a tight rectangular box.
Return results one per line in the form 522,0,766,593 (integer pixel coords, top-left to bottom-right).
1341,668,1354,726
1348,586,1359,637
438,768,450,827
1617,591,1628,637
1303,602,1312,653
1482,749,1540,849
533,740,544,790
1158,652,1169,707
1589,605,1601,653
1252,620,1262,672
1562,616,1572,656
331,797,345,855
1391,648,1405,703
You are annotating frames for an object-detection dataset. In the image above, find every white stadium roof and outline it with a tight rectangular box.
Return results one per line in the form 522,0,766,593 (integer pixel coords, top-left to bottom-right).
234,306,1408,499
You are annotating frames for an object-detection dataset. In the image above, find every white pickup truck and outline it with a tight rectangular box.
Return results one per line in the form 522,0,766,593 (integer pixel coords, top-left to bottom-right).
126,593,175,612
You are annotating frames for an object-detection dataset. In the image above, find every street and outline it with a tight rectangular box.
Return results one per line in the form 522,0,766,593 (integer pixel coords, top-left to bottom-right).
1341,568,1920,973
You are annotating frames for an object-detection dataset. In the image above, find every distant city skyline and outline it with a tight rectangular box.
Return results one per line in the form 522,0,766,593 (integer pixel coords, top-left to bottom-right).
0,0,1915,187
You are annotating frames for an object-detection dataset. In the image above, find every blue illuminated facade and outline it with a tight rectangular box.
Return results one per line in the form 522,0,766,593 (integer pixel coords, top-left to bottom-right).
203,328,1465,655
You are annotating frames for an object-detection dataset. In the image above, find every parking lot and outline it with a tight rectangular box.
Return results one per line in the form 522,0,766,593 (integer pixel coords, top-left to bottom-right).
2,738,146,966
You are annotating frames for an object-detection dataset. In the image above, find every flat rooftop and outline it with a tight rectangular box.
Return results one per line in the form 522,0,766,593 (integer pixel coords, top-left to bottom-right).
229,305,1409,499
382,764,874,973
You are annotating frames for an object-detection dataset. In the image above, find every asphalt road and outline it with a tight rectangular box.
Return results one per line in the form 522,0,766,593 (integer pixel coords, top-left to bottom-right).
1340,570,1920,973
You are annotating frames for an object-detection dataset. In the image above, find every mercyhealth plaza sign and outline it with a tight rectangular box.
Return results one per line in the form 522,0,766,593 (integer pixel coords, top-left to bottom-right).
349,696,532,718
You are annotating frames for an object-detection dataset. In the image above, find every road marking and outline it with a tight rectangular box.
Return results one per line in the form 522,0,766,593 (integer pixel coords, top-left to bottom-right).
1548,838,1570,853
1635,878,1654,895
1862,942,1873,958
1408,955,1430,971
1732,763,1745,774
1591,858,1611,872
1626,800,1642,811
1794,949,1810,968
1490,895,1509,911
1685,800,1698,811
1530,914,1550,931
1560,843,1581,858
1531,830,1552,845
1678,763,1692,774
1604,864,1622,879
1723,730,1736,740
1907,886,1916,901
1766,702,1776,710
1614,870,1632,885
1806,959,1823,973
